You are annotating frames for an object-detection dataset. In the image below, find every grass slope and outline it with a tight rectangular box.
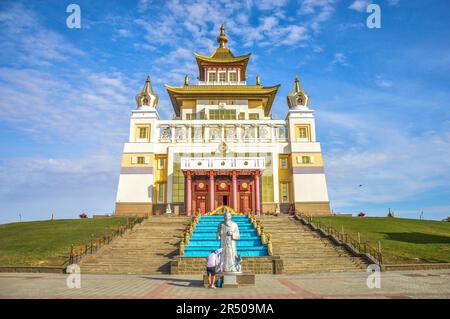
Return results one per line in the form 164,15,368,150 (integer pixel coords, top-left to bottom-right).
0,218,128,267
315,217,450,264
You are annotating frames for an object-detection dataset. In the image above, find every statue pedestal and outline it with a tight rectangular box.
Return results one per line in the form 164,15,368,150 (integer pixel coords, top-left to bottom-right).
222,273,238,288
203,273,255,288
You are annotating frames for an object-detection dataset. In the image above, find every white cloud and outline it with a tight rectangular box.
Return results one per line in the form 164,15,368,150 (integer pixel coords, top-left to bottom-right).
327,52,349,70
299,0,336,31
0,3,84,66
137,0,152,12
348,0,371,12
375,75,394,88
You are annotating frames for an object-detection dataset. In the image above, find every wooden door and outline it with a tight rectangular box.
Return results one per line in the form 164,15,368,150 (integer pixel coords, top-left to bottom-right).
197,196,206,214
240,195,250,213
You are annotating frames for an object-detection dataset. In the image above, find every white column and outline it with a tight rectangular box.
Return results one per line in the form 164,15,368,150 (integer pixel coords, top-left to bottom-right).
272,151,279,205
171,126,175,143
166,147,174,204
221,125,225,143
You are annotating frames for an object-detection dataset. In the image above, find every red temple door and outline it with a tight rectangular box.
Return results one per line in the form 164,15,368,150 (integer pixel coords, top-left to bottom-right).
197,195,206,214
240,195,250,213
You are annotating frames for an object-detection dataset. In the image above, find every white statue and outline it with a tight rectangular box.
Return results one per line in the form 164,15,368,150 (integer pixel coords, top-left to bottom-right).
217,211,241,273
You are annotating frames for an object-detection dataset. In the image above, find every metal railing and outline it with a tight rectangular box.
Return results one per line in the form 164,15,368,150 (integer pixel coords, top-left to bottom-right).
296,213,383,265
66,217,146,266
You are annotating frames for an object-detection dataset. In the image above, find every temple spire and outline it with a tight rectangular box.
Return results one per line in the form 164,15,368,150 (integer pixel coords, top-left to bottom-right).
217,24,228,48
142,75,153,94
136,75,158,109
287,74,309,108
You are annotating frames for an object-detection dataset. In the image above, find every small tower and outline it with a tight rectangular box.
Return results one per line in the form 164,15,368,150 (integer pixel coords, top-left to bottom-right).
135,75,158,109
287,75,309,108
217,23,228,48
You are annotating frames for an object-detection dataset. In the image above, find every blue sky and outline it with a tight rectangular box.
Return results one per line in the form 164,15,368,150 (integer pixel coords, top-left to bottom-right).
0,0,449,223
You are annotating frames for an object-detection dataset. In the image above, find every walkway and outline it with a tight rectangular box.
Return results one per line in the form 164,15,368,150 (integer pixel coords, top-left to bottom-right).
1,270,449,299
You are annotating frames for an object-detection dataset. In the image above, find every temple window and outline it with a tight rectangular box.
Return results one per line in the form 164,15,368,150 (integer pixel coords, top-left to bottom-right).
186,113,196,120
137,156,145,165
158,158,166,169
249,113,259,120
219,71,226,82
299,127,307,138
139,127,147,139
238,112,245,120
209,109,236,120
280,158,288,169
295,125,311,141
136,125,150,141
301,156,311,164
281,182,290,203
208,72,216,82
229,72,237,82
157,183,166,203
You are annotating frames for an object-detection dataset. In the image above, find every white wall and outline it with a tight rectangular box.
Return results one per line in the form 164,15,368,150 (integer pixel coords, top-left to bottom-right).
116,174,154,203
293,174,329,202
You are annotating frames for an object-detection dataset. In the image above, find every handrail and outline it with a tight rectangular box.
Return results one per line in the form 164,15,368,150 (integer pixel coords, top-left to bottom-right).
66,216,146,266
179,214,201,256
295,212,383,265
250,213,273,256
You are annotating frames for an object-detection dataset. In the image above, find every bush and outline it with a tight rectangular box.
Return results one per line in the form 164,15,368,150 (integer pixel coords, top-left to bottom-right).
79,213,88,219
357,212,365,217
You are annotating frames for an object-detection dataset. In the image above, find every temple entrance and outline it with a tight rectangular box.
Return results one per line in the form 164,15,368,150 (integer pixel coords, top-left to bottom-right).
182,159,264,215
196,195,206,214
220,195,229,206
240,194,250,213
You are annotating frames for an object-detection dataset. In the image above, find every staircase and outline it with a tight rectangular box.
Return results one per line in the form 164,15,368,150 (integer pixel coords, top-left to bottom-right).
184,216,268,257
80,216,188,274
258,215,367,273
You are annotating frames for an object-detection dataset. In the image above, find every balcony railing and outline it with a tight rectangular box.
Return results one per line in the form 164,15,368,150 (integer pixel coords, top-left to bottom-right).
197,81,247,86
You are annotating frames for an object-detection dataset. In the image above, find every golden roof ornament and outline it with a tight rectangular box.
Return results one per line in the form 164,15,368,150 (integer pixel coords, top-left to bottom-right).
256,75,261,86
217,24,228,48
136,75,158,109
287,74,309,108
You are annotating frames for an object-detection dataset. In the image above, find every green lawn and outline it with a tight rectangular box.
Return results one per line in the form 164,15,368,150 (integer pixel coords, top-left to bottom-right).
0,218,128,267
315,217,450,264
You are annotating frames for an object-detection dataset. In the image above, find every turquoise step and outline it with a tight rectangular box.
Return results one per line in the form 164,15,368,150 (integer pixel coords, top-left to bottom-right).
188,239,262,246
184,216,268,257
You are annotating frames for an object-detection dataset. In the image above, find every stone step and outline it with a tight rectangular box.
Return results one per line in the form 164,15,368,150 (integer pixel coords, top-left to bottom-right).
80,218,187,274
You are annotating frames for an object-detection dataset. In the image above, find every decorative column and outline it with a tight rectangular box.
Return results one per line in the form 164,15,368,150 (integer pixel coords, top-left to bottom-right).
186,171,192,216
255,170,261,215
231,170,238,211
209,170,215,211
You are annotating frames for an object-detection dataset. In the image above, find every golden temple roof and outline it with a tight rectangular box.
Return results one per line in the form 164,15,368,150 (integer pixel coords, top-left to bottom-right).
194,24,251,77
165,84,280,116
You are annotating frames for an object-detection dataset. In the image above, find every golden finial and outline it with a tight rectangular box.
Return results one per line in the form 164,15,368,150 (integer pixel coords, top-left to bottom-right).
294,74,301,93
142,75,152,94
184,75,189,86
217,23,228,48
256,75,261,86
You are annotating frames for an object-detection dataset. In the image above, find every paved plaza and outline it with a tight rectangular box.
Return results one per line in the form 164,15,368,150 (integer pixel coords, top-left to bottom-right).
0,269,449,299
